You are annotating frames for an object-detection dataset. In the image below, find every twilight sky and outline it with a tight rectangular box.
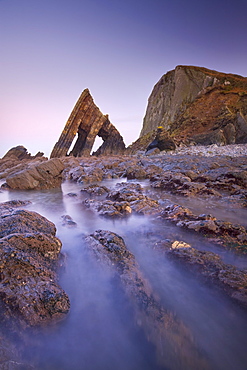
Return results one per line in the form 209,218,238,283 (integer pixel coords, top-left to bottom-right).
1,0,247,157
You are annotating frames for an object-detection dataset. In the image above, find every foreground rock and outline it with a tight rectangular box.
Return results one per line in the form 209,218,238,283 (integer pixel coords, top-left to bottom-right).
84,230,209,369
0,200,70,328
157,240,247,308
3,158,64,190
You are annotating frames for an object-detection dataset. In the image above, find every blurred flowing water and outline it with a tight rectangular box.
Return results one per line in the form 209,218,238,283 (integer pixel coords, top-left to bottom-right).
1,180,247,370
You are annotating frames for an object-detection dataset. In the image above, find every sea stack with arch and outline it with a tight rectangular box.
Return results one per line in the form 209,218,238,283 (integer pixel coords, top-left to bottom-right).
50,89,126,158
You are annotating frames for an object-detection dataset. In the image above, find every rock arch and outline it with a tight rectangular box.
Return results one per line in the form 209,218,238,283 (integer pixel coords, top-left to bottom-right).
50,89,125,158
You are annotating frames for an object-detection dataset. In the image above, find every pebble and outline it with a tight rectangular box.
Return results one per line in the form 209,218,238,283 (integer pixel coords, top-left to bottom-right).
161,144,247,157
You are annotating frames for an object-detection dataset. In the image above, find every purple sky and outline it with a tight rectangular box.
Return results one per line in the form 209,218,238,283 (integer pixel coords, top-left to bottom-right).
1,0,247,157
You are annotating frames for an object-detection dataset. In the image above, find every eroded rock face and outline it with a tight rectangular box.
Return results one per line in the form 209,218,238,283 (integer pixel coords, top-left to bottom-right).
5,158,64,190
84,230,209,369
0,201,70,328
50,89,125,158
137,65,247,149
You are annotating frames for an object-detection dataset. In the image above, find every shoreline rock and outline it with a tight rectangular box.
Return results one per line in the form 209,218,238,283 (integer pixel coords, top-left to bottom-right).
4,158,64,190
0,200,70,328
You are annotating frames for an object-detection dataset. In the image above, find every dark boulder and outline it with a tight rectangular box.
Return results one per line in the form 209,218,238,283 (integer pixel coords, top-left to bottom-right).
146,127,176,152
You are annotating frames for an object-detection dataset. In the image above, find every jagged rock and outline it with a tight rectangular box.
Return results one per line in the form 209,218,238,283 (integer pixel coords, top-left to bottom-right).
137,66,247,149
0,200,32,210
109,182,160,215
0,208,56,238
83,197,132,218
81,184,110,196
84,230,209,369
5,158,64,190
0,155,48,181
129,197,161,215
59,153,247,205
0,201,70,328
2,146,44,160
158,240,247,308
107,183,144,202
96,200,132,218
216,171,247,188
50,89,125,158
85,182,161,217
150,171,221,197
66,165,85,182
81,181,160,217
161,203,247,251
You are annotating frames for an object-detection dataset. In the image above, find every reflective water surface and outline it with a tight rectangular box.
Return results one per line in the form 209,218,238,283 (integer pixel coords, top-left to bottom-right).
1,180,247,370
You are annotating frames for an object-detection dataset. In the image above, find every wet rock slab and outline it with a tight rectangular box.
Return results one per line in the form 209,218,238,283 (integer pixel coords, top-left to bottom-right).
4,158,64,190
